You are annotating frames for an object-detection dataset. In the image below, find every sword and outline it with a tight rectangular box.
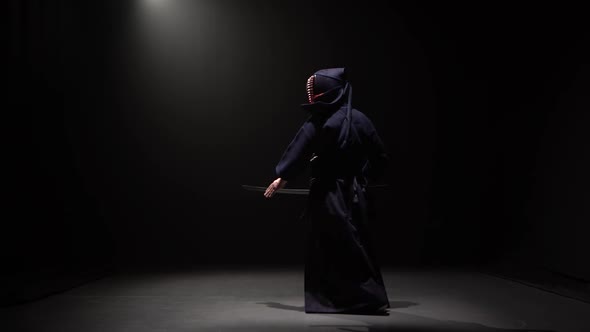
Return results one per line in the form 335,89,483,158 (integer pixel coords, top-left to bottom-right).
241,185,309,195
241,184,389,195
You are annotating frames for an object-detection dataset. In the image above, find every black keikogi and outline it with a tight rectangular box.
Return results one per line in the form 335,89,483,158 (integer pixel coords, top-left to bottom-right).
274,67,390,314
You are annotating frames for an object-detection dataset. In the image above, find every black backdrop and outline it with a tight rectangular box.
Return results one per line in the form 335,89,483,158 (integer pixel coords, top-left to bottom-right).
6,1,590,296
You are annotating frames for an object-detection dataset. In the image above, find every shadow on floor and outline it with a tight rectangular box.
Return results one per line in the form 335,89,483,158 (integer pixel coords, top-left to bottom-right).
307,320,556,332
257,301,555,332
257,301,305,312
257,300,419,314
308,326,555,332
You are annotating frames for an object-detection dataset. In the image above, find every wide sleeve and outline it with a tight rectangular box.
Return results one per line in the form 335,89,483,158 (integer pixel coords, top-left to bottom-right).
275,120,317,182
362,116,389,181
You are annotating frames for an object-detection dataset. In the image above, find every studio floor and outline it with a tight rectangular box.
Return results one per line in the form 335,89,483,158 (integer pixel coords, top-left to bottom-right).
2,266,588,332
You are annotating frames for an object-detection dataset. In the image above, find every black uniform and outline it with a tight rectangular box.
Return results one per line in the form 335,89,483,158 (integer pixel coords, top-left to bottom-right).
275,68,390,314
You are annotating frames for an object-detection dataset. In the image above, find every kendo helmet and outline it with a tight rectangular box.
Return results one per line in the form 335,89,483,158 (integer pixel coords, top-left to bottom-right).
305,67,348,104
302,67,354,147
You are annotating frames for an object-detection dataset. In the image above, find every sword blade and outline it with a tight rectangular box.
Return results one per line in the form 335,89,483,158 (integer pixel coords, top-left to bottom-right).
241,184,389,196
241,185,309,195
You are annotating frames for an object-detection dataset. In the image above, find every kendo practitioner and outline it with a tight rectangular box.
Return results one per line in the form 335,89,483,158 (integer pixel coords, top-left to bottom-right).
264,67,390,315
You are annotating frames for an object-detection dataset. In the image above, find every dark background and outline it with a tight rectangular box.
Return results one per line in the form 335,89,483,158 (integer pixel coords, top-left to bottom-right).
6,1,589,303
